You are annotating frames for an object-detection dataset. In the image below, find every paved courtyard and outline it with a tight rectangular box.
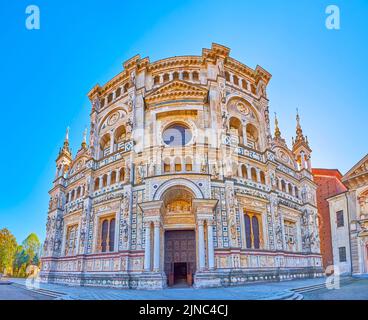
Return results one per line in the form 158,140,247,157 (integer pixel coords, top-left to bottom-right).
0,282,53,300
303,278,368,300
1,276,367,300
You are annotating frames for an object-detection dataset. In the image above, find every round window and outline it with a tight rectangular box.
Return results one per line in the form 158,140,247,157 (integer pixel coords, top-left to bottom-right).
162,123,192,146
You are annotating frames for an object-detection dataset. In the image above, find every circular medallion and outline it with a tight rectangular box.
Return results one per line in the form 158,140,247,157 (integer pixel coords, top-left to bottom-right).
107,112,119,126
237,103,250,115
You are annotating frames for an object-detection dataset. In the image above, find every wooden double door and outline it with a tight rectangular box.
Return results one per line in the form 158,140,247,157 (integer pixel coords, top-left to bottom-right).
164,230,196,286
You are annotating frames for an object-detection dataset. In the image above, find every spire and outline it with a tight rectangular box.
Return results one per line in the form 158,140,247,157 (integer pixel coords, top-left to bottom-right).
81,127,88,149
58,126,72,160
274,112,281,139
293,108,308,147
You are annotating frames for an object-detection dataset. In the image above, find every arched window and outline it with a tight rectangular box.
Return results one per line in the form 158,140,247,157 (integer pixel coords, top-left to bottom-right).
243,212,262,250
295,187,299,199
229,117,243,140
153,75,160,85
163,73,169,82
115,87,121,98
242,80,248,90
101,219,108,252
175,157,182,172
192,71,199,81
99,216,115,253
244,214,252,249
115,125,126,150
185,157,192,172
71,190,75,201
119,168,125,182
100,133,111,158
163,158,171,173
102,174,108,188
107,92,113,103
94,178,99,191
251,84,256,94
124,82,129,92
76,186,81,198
111,171,117,185
182,71,189,80
233,75,239,86
162,123,192,146
288,184,293,195
100,98,105,108
241,165,247,178
246,123,259,150
281,180,286,193
260,171,266,184
251,167,257,182
172,72,179,80
225,71,230,82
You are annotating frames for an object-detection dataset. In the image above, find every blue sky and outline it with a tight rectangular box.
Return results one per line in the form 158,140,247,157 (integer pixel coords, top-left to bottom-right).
0,0,367,243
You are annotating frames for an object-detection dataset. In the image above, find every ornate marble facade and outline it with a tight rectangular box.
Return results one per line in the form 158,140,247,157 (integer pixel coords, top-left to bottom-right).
40,43,322,289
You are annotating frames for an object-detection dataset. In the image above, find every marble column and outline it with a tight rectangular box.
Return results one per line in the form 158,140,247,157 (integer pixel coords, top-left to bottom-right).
198,220,205,271
109,133,115,154
242,121,248,146
99,176,103,190
256,168,261,182
144,223,151,271
207,221,215,270
246,165,252,180
153,222,160,272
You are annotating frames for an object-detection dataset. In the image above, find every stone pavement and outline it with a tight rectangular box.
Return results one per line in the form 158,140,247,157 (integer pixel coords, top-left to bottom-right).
0,282,53,300
6,276,333,300
303,278,368,300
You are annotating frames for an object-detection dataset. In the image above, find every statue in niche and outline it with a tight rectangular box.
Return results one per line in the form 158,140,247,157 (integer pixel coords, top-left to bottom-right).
126,117,133,134
121,191,130,218
130,72,136,87
92,98,100,112
122,220,129,242
217,60,224,77
124,162,131,183
211,162,219,179
222,110,229,132
148,158,155,176
135,162,145,184
201,158,207,174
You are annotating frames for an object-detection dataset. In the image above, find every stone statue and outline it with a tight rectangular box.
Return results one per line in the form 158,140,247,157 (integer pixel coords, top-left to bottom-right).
135,162,145,184
211,162,219,179
222,110,229,131
148,158,155,176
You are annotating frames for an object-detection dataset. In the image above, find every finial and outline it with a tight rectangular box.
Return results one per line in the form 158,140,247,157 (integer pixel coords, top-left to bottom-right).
81,127,88,149
294,108,306,144
65,126,70,141
274,112,281,138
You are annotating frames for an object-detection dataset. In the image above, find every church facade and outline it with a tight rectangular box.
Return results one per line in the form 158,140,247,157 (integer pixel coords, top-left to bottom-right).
40,43,322,289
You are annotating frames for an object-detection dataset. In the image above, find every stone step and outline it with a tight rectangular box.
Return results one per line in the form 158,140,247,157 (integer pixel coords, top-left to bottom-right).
11,282,66,299
293,277,354,294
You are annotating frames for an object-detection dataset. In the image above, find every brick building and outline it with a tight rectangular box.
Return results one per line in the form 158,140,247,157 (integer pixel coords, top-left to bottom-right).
312,168,347,270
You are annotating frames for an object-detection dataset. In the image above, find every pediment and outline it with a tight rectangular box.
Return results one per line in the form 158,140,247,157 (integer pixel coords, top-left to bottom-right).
145,80,208,106
343,154,368,182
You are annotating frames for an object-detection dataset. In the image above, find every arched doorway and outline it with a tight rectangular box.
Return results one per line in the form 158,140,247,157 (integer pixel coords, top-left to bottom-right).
161,186,196,287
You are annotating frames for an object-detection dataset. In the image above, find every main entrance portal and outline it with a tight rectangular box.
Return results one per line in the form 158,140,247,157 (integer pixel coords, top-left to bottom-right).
164,230,196,287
